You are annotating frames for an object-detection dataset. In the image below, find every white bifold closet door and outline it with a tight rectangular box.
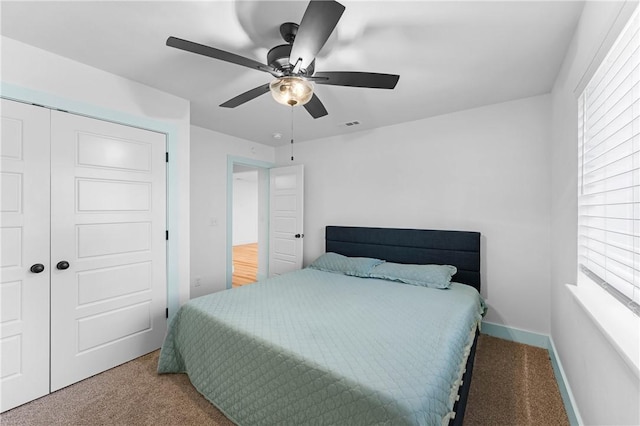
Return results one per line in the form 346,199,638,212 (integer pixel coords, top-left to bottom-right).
0,99,167,411
1,100,51,411
49,111,167,391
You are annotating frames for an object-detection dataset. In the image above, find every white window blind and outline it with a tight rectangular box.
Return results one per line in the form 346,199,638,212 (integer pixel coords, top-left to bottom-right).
578,7,640,314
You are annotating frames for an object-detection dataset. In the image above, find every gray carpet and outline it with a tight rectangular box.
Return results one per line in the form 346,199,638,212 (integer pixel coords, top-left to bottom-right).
0,334,568,425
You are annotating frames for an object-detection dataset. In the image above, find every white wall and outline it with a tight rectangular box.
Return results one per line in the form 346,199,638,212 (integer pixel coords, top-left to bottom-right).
1,36,191,312
232,171,259,245
190,125,274,298
276,95,552,335
550,2,640,425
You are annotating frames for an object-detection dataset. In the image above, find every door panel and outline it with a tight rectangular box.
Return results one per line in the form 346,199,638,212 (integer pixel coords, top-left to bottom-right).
77,222,152,257
269,164,304,276
77,179,151,211
76,132,152,171
0,100,50,412
50,111,167,391
77,261,151,304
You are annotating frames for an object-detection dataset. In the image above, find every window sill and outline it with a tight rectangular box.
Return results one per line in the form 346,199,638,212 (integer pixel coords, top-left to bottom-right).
567,277,640,378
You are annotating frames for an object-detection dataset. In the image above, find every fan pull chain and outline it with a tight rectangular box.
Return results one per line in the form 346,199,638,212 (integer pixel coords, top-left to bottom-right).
290,105,295,161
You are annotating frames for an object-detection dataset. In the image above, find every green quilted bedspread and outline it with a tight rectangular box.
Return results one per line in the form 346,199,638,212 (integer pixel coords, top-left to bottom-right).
158,268,484,426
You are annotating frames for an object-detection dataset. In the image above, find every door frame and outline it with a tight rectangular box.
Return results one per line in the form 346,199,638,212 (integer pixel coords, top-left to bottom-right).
226,156,273,289
0,83,180,320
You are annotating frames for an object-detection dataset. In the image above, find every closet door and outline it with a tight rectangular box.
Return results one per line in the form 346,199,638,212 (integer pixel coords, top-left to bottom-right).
50,111,167,391
0,100,50,412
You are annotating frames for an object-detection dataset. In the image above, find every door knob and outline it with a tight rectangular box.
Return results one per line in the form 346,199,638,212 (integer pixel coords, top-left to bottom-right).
30,263,45,273
56,261,70,270
295,234,304,238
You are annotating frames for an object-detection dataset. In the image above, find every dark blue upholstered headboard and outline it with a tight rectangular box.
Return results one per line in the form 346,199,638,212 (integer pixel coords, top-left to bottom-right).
325,226,481,292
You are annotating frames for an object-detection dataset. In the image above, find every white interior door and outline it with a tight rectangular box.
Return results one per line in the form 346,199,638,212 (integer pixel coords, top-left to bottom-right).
50,111,167,391
269,164,304,276
0,100,50,412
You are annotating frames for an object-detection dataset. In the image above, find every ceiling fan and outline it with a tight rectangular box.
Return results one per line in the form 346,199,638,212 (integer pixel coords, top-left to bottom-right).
166,0,400,119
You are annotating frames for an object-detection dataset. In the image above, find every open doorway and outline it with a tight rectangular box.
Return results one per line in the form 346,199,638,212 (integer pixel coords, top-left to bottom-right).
232,165,259,287
227,158,271,289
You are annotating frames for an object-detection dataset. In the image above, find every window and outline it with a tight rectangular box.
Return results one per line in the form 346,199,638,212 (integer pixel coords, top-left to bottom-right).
578,7,639,315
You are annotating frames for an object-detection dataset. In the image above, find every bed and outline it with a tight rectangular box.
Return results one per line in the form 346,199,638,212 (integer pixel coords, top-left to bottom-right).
158,226,484,425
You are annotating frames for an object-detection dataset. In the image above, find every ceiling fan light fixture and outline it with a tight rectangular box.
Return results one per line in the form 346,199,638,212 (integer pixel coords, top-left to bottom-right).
269,76,314,107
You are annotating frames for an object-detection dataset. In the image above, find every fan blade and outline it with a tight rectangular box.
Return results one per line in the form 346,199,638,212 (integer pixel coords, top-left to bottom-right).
220,84,271,108
303,93,328,119
167,36,281,76
313,72,400,89
289,0,345,72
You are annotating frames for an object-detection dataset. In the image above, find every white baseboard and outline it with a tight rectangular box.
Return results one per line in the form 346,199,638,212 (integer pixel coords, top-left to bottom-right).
481,321,549,348
548,336,583,426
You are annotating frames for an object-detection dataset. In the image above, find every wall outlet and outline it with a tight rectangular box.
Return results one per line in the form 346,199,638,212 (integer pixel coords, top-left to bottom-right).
194,276,201,287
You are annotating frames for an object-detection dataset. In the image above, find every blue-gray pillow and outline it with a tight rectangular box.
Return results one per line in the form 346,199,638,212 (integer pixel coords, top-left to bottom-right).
369,262,457,289
308,252,384,277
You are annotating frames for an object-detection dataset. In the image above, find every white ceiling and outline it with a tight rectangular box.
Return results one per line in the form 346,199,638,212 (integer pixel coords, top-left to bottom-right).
0,1,584,147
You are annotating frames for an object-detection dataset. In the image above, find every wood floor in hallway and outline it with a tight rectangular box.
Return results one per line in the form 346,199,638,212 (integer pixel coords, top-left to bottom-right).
232,243,258,287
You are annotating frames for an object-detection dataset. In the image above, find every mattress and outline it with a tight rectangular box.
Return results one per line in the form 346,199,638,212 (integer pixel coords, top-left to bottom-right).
158,268,485,425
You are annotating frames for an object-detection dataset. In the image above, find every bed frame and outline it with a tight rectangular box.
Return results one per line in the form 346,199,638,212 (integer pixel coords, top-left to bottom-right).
325,226,481,426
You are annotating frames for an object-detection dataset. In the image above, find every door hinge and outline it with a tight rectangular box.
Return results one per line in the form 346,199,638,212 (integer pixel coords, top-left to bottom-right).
166,308,169,319
166,230,169,240
166,152,169,163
